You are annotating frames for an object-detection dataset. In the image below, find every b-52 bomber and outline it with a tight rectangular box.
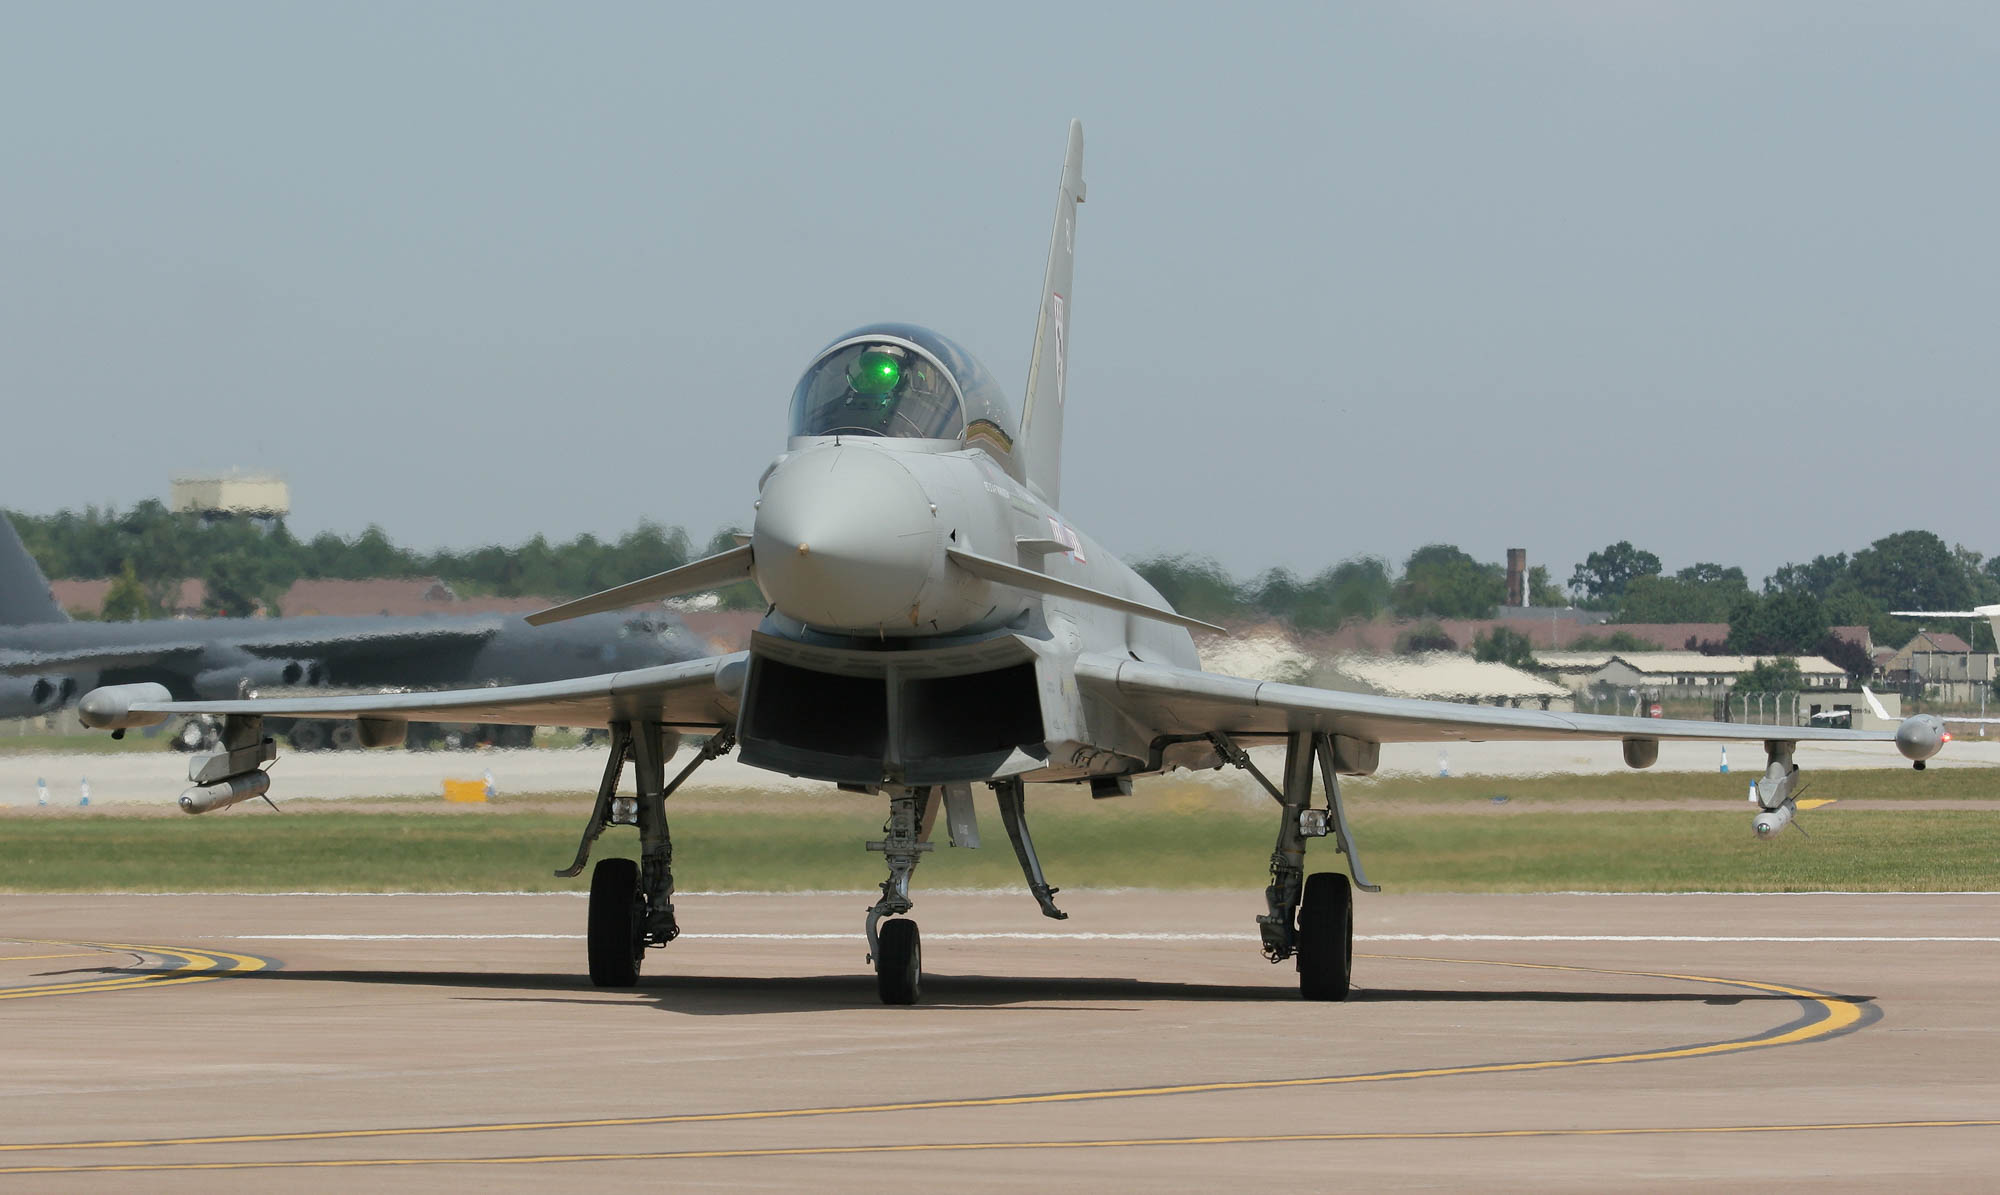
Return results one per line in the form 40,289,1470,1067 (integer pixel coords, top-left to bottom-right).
82,122,1950,1004
0,513,702,748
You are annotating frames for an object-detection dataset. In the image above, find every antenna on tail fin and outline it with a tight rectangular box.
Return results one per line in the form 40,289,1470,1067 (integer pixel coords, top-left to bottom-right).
0,513,67,626
1020,120,1085,508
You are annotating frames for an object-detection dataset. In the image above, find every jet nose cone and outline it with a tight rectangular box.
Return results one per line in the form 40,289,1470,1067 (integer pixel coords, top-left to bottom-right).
752,445,939,631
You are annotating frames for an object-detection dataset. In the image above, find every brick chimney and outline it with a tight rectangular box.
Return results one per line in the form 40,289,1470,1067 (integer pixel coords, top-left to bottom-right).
1505,548,1527,608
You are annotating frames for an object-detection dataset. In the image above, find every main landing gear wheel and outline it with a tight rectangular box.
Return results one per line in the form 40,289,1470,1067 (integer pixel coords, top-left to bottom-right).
588,857,644,987
1296,871,1353,1001
875,918,922,1005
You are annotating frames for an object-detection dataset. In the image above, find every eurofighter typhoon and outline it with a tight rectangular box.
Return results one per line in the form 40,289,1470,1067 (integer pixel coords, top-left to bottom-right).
81,123,1950,1004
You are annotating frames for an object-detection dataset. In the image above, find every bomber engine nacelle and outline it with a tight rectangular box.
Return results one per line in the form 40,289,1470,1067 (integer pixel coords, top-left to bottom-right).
0,675,76,719
191,660,323,700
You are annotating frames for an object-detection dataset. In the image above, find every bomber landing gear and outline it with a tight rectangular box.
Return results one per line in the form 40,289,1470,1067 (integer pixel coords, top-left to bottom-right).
562,722,734,987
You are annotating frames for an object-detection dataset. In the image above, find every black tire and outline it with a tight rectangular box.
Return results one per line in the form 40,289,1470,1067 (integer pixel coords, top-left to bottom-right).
329,722,360,751
1296,871,1353,1001
287,721,329,753
588,858,644,987
875,919,921,1005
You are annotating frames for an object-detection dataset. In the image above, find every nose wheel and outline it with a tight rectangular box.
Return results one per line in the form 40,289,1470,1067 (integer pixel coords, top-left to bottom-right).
875,918,922,1005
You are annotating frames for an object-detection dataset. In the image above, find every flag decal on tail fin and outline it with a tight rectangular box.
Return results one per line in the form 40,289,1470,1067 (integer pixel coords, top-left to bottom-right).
1051,293,1066,405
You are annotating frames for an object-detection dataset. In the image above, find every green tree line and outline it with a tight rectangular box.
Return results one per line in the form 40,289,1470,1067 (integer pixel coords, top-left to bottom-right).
6,503,751,619
1568,530,1999,664
11,506,1993,669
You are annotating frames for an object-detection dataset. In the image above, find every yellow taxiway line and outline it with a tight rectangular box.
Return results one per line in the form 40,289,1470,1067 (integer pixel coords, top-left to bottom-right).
0,954,1868,1159
3,1120,1996,1175
0,938,270,1002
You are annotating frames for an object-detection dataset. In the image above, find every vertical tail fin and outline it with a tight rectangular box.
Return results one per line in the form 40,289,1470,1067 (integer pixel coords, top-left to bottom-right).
0,513,67,625
1020,120,1085,507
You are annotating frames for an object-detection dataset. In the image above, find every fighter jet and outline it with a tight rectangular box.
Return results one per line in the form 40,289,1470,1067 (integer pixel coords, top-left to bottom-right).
0,512,705,747
80,122,1951,1004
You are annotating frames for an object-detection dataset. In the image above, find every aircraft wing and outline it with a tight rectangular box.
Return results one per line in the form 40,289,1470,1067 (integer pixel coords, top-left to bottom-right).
228,621,502,659
0,622,502,677
1075,657,1901,746
0,642,207,676
86,653,743,731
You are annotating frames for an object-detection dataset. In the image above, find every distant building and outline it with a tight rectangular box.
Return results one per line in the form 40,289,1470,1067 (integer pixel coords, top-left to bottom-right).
1878,630,1997,704
1801,689,1902,732
1533,651,1618,691
169,471,290,523
51,578,207,618
1532,650,1848,697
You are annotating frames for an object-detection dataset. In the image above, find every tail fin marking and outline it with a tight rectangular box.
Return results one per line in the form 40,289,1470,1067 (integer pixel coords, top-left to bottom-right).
1020,120,1085,507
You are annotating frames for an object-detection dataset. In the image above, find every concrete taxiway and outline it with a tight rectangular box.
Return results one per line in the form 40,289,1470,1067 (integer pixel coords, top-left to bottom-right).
1,891,1996,1191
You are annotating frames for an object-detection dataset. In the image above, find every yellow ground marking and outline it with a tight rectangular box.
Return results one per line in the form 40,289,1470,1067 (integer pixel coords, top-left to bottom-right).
0,952,98,962
0,939,268,1002
0,954,1864,1156
4,1120,1997,1174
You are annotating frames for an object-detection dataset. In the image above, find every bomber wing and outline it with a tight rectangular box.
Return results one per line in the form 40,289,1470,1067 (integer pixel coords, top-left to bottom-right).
82,653,743,732
228,620,502,659
0,641,206,676
1075,656,1909,748
0,621,502,677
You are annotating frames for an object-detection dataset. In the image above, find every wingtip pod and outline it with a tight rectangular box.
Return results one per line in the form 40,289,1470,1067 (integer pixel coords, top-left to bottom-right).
1895,714,1948,763
77,683,174,730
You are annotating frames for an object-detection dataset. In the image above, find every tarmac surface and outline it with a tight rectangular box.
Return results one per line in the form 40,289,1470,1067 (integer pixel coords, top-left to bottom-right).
2,890,1997,1191
7,734,1998,808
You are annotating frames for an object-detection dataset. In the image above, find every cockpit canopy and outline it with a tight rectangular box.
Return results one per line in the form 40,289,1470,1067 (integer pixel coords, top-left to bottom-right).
788,324,1019,466
790,337,965,440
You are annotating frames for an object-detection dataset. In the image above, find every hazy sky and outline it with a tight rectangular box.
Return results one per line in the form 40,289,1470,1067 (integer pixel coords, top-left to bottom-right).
4,3,1995,587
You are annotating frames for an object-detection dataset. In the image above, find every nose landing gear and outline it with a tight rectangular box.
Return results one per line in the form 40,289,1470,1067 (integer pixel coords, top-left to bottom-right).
864,787,937,1005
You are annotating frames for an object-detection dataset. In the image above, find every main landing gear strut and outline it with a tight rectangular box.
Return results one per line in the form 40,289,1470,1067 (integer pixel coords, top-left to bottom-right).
1214,729,1379,1000
562,721,734,987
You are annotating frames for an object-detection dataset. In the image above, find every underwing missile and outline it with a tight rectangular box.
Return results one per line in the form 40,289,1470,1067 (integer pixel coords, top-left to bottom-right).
179,770,270,815
1752,802,1794,839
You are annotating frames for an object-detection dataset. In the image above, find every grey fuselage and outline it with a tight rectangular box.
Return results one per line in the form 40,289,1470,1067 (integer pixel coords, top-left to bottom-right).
731,433,1196,788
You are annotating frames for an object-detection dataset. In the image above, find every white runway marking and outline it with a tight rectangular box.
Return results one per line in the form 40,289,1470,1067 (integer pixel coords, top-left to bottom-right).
217,932,2000,944
51,889,2000,898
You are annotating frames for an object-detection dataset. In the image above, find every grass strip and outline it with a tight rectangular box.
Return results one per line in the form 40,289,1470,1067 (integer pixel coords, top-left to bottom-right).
3,803,1998,893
